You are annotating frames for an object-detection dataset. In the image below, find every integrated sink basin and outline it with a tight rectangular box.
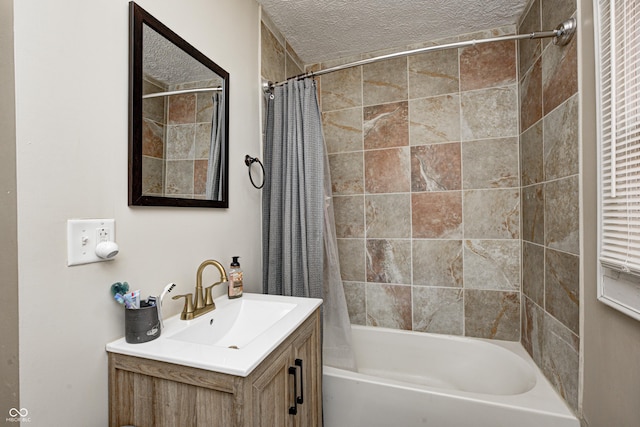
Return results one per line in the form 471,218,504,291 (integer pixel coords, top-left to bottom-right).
106,293,322,376
166,299,296,348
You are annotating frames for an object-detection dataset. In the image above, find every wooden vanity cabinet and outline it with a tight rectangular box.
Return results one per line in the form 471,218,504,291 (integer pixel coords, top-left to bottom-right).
251,309,320,427
108,308,321,427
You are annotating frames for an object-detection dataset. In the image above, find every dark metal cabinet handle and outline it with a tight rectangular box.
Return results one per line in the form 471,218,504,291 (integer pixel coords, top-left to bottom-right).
295,359,304,404
288,366,298,415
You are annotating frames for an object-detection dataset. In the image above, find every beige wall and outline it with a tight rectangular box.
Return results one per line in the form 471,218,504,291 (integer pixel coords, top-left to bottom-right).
0,0,19,414
13,0,261,424
579,0,640,425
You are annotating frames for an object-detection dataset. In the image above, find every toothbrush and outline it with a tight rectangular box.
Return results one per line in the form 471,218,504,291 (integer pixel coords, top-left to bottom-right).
160,283,176,304
157,283,176,328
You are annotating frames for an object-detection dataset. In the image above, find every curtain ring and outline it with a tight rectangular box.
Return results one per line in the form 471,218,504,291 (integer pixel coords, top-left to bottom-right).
245,155,265,189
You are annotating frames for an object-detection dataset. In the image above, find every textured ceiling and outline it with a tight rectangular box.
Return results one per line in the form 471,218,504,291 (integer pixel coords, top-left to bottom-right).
258,0,531,64
143,25,222,87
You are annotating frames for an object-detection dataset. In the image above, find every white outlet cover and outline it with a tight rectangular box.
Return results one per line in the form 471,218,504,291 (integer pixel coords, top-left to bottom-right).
67,219,116,266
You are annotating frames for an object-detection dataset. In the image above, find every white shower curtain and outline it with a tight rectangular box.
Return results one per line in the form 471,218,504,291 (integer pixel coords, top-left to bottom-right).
262,78,356,370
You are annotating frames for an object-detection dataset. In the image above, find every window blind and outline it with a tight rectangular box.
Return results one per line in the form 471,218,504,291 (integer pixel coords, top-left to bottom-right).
598,0,640,275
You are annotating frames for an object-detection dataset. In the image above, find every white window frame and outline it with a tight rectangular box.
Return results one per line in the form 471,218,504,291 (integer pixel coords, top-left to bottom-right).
595,0,640,321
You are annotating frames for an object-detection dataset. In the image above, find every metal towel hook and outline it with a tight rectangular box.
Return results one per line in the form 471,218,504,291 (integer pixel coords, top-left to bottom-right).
245,155,265,189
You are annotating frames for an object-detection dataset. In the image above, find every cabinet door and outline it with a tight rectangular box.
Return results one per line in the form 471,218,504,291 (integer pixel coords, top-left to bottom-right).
291,316,321,427
251,349,295,427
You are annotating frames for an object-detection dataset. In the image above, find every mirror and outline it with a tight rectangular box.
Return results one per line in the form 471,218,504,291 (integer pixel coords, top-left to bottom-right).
129,2,229,208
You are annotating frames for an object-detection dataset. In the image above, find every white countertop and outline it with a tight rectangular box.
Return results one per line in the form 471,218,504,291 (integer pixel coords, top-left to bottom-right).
106,293,322,377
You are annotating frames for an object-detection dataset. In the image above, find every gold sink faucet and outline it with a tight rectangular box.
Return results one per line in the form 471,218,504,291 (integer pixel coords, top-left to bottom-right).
172,260,228,320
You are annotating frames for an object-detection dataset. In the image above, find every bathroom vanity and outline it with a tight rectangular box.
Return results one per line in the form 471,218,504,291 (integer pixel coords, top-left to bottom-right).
107,294,322,427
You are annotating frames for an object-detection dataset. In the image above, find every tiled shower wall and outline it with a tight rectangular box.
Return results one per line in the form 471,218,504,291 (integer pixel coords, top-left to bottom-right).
260,1,580,411
317,27,523,341
142,78,166,195
260,13,304,85
142,78,218,198
518,0,579,412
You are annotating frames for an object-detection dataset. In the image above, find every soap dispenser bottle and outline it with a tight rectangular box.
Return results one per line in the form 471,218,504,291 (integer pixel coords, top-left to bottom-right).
228,256,243,299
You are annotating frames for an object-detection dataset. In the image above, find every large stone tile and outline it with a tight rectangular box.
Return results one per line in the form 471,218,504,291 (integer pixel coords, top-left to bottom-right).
364,101,409,149
142,156,164,195
409,94,461,145
365,147,411,193
518,0,542,77
544,94,579,180
413,287,464,335
545,176,579,255
520,120,544,186
365,194,411,238
461,137,519,189
523,296,580,411
408,48,459,99
320,66,362,112
522,184,544,245
195,123,212,159
329,152,364,195
337,238,365,282
363,57,408,106
166,125,195,160
142,119,164,158
193,159,207,196
142,81,165,123
545,248,579,335
196,92,214,123
366,239,412,284
321,54,364,70
411,142,462,192
463,240,520,291
285,44,304,78
542,32,578,115
412,239,463,287
522,242,545,306
464,289,520,341
460,25,516,41
412,192,463,238
542,0,577,46
343,281,366,325
461,86,519,141
460,40,517,91
366,284,412,330
333,195,365,238
521,295,544,364
165,160,194,195
260,21,285,84
463,189,520,239
541,310,580,412
322,108,363,154
519,57,543,132
168,94,196,124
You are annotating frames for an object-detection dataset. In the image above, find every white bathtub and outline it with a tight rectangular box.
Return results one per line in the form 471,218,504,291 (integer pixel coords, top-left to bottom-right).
323,325,579,427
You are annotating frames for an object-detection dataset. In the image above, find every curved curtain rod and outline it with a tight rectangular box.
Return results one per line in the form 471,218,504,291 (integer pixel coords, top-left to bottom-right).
264,17,576,93
142,87,222,99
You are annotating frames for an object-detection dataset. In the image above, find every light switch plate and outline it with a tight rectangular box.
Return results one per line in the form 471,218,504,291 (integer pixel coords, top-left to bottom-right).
67,219,116,266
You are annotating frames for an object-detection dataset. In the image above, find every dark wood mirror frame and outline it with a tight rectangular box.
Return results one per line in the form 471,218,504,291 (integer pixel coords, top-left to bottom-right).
129,2,229,208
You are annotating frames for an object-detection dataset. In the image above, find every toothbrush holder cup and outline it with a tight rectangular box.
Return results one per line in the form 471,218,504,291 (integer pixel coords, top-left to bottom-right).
124,304,160,344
